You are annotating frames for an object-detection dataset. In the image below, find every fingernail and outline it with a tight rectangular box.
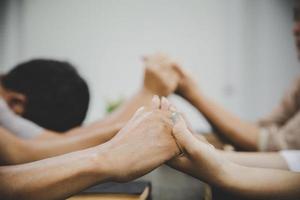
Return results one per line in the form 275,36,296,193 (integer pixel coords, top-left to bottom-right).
161,96,168,106
153,95,159,100
171,112,180,124
136,106,145,112
169,105,177,112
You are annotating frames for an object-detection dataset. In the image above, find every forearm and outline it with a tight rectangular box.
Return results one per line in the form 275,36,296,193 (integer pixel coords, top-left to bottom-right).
186,90,259,150
82,87,154,131
0,127,37,165
24,124,121,163
0,124,120,165
0,146,110,200
219,163,300,199
219,151,289,170
170,153,300,200
169,112,300,200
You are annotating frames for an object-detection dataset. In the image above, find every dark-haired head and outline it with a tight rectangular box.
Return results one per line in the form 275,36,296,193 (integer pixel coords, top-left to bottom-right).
1,59,90,132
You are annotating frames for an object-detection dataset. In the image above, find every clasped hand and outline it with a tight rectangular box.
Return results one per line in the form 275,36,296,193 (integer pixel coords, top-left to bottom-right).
98,95,220,183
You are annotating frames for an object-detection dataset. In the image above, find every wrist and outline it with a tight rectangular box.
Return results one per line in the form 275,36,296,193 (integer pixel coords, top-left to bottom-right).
140,86,154,97
216,162,240,189
186,90,207,110
191,144,234,186
85,143,115,182
182,85,200,98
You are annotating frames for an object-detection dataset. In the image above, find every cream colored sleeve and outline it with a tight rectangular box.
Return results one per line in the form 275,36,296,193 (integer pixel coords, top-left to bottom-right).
258,111,300,151
257,77,300,151
280,150,300,172
257,77,300,127
0,98,44,139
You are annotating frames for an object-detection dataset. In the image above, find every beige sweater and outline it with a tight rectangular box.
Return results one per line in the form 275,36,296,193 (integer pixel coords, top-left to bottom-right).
258,77,300,151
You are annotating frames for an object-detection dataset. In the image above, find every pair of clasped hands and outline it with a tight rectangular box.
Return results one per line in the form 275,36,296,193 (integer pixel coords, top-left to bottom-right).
95,95,223,185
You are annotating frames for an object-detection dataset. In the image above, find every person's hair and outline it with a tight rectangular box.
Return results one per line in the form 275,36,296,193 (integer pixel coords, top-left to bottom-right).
1,59,90,132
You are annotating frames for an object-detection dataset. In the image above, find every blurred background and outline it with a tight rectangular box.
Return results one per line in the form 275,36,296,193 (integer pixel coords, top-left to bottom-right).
1,0,299,199
0,0,298,133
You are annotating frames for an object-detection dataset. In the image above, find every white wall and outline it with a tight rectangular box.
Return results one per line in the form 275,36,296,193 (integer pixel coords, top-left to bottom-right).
1,0,299,130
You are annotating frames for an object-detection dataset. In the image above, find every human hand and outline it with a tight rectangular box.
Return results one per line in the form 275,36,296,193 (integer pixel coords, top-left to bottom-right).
171,64,201,100
101,95,181,182
143,53,180,96
167,113,229,184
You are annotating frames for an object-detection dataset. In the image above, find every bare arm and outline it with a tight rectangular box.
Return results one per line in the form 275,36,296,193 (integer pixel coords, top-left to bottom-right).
0,123,122,165
219,151,289,170
221,163,300,200
80,87,154,131
0,148,109,200
174,65,260,150
0,97,180,200
168,114,300,200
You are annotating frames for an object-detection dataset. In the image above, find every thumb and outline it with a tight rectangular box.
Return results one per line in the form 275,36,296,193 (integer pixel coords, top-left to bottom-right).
130,106,145,121
167,155,193,173
172,63,186,78
172,113,199,154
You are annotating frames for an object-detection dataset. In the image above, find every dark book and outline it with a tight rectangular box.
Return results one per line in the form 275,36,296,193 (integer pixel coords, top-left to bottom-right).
68,181,151,200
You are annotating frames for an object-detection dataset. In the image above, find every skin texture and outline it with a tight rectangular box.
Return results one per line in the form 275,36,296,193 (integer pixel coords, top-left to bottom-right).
143,53,180,96
0,96,180,200
219,151,289,170
167,108,300,200
0,56,180,165
0,124,122,165
99,96,180,182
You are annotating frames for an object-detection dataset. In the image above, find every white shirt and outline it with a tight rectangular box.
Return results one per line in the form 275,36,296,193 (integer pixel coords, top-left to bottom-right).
280,150,300,172
0,98,44,139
